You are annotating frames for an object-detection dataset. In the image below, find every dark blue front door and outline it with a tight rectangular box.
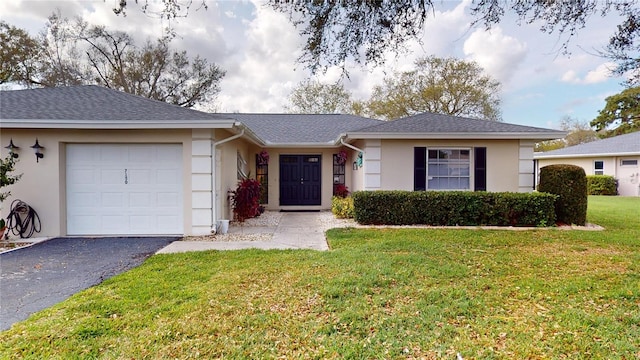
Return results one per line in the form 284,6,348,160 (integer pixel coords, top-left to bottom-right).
280,155,321,206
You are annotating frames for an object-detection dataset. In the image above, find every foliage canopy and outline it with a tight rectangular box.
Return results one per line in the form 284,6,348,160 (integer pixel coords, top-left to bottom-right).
367,56,501,121
0,13,225,108
591,86,640,137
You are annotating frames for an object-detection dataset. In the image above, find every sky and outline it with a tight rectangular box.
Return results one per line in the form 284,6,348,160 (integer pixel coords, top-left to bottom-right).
0,0,628,129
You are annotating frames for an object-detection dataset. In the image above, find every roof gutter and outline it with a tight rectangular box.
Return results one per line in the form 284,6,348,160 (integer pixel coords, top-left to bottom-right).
0,119,238,129
213,127,245,147
347,131,567,140
340,136,365,154
534,151,640,159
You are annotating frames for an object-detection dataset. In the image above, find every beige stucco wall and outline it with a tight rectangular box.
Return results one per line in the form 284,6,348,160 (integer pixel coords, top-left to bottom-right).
230,147,351,211
537,157,615,177
350,140,365,192
216,135,253,221
379,139,522,192
0,129,193,237
537,156,640,196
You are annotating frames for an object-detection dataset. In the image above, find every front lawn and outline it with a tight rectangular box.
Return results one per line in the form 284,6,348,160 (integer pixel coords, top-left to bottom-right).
1,196,639,359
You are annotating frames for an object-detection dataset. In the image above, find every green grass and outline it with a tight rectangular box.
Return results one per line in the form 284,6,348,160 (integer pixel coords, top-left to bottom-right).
1,196,639,359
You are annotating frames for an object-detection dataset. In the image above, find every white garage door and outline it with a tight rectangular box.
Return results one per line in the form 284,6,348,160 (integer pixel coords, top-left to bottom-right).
66,144,183,235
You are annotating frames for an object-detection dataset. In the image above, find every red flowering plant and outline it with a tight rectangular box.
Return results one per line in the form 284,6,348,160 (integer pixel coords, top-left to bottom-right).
231,178,262,222
336,149,348,165
334,184,350,198
257,150,269,165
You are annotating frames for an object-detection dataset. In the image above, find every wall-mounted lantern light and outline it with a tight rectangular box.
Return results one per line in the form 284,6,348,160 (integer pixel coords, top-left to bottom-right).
31,138,44,162
4,139,19,158
352,161,358,171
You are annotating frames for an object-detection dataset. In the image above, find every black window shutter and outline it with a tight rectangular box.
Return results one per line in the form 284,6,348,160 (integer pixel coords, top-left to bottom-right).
474,147,487,191
414,147,426,191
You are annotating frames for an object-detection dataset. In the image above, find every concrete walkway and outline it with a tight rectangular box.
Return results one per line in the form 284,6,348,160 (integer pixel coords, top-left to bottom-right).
157,212,330,253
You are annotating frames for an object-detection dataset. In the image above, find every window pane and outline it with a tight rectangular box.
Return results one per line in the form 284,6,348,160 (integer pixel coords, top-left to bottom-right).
594,161,604,170
425,148,471,190
428,177,443,189
460,177,470,189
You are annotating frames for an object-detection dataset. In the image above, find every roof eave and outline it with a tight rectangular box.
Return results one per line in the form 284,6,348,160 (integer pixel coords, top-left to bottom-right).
346,131,567,140
535,151,640,159
0,118,238,129
262,141,339,148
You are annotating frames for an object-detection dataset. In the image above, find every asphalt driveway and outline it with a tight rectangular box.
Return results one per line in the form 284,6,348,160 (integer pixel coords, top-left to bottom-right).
0,236,178,331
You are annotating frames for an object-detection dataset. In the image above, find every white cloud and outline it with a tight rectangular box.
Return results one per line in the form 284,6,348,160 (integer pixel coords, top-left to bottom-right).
463,26,528,84
215,2,305,112
560,62,616,84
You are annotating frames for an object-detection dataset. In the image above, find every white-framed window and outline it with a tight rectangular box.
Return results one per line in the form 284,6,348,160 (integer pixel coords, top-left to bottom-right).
621,159,638,167
427,148,471,190
594,160,604,175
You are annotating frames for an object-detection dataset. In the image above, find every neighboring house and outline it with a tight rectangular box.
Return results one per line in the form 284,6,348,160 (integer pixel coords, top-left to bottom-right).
1,85,565,237
535,131,640,196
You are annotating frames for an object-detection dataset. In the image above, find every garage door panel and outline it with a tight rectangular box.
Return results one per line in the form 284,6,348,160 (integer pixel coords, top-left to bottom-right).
157,169,180,184
67,144,183,235
129,215,153,231
69,169,96,185
103,193,124,207
129,192,152,207
157,192,179,207
156,145,182,160
69,192,100,208
101,169,125,185
128,169,152,185
101,145,128,162
128,146,154,162
68,215,100,233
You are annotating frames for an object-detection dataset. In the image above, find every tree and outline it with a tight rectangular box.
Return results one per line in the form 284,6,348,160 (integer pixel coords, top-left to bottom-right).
268,1,640,78
0,21,41,85
36,12,88,87
591,86,640,137
561,116,598,146
535,116,598,152
112,1,640,79
3,14,225,108
286,80,356,114
366,56,501,121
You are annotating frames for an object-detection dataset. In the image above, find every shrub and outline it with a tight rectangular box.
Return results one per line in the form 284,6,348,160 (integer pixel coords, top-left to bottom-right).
1,154,21,202
334,184,350,198
351,191,556,227
230,178,262,222
538,164,587,225
587,175,618,195
332,196,354,219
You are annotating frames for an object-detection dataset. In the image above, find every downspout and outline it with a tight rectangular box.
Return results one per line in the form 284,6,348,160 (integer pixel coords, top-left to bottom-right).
340,137,365,154
210,127,245,233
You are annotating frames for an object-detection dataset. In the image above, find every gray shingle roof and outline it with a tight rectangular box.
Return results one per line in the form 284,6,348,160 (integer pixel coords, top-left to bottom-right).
535,131,640,158
352,112,560,134
0,85,229,121
1,86,565,145
220,113,384,144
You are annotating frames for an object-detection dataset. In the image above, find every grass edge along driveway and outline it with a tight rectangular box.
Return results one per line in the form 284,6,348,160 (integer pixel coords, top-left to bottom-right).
1,196,639,359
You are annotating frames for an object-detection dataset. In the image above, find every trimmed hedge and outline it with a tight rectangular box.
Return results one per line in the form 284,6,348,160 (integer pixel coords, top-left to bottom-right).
352,191,557,227
587,175,618,195
538,164,587,225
